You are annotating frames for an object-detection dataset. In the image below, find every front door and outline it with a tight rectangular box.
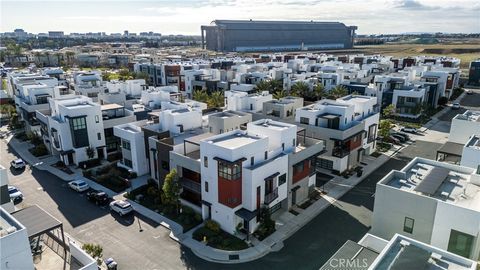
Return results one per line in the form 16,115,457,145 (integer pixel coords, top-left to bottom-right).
291,189,297,205
67,153,74,164
97,148,104,159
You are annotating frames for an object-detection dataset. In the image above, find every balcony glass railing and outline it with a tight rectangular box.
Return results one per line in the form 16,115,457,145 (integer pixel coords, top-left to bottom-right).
180,177,201,193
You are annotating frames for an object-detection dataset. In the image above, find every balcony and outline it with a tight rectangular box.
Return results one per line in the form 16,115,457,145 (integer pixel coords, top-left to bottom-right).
180,177,201,193
264,188,279,205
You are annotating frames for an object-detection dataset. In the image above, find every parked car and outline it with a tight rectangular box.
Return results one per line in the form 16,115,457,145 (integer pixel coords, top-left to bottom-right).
452,103,461,110
86,189,109,205
68,179,90,192
466,90,473,95
387,136,401,145
10,159,26,170
8,186,23,203
391,132,410,141
401,127,417,134
391,134,407,143
109,200,133,216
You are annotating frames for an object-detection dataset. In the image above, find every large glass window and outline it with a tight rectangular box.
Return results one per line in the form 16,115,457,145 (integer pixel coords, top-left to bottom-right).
122,140,131,150
69,117,89,148
448,230,474,258
218,161,241,180
300,117,309,125
278,174,286,185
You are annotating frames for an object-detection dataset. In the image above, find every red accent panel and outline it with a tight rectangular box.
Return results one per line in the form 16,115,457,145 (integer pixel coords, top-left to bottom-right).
348,134,362,150
218,175,242,208
292,160,311,184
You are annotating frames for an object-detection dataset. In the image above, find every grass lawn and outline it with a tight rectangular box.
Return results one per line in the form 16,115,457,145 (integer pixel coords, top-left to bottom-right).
193,226,249,251
376,142,392,152
126,184,202,232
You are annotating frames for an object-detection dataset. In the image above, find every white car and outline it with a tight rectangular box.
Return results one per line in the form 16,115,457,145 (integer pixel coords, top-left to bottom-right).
452,103,461,110
68,180,90,192
401,127,417,134
8,186,23,203
110,200,134,216
10,159,26,169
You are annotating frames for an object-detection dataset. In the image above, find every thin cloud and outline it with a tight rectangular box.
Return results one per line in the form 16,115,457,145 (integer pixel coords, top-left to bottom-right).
393,0,439,10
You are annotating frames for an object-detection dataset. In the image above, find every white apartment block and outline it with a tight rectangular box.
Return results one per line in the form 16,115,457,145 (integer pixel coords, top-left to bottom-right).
37,95,106,166
0,166,14,213
449,111,480,145
199,120,295,235
224,90,273,113
114,121,149,176
0,207,34,270
461,135,480,171
260,96,304,120
295,95,379,174
105,79,146,97
392,85,427,119
140,86,179,109
207,110,252,134
73,71,104,102
371,157,480,260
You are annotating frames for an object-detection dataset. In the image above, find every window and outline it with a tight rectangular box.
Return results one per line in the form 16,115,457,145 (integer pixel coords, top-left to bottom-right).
300,117,309,125
292,138,295,146
403,217,414,234
278,174,286,185
294,162,305,174
282,143,285,151
97,133,101,140
447,230,474,258
205,182,209,192
204,156,208,168
95,115,99,123
264,151,268,160
217,161,241,180
123,158,132,168
69,117,89,148
251,157,254,166
36,95,49,104
122,140,131,150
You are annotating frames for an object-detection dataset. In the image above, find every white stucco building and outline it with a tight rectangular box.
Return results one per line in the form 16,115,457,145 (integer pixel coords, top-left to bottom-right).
460,135,480,171
224,90,272,113
114,121,149,176
371,157,480,260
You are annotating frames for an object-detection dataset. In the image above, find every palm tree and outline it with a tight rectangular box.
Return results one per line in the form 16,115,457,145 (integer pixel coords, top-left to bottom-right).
313,84,327,101
269,79,283,93
290,81,310,97
207,91,224,108
192,89,208,103
255,80,270,93
273,90,288,100
329,85,348,99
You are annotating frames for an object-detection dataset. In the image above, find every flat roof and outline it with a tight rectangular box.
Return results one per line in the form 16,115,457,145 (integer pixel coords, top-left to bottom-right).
437,141,464,157
319,240,379,270
101,103,124,111
11,205,63,239
384,159,480,210
206,132,263,149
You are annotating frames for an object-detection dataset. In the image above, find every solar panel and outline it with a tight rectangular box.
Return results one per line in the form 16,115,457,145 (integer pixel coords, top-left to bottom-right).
414,167,450,196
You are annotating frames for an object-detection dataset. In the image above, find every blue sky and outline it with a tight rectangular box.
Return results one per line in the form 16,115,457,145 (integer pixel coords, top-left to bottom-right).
1,0,479,35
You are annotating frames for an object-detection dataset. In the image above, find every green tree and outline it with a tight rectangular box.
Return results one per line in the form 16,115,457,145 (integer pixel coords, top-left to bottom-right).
313,84,327,101
383,104,396,119
255,80,271,93
378,119,393,138
85,146,95,159
82,243,103,265
269,79,283,93
192,89,208,103
329,85,348,99
273,90,288,100
290,81,309,97
118,69,133,81
207,91,224,108
134,72,149,81
162,169,181,212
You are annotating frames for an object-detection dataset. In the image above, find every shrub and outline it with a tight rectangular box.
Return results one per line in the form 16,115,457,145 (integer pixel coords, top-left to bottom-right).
83,170,93,179
82,243,103,266
29,144,48,157
106,152,122,162
147,186,158,197
194,213,202,223
78,158,100,169
205,220,220,233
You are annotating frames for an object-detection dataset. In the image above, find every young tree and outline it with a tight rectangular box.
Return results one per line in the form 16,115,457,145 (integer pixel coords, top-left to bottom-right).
82,243,103,266
162,169,181,211
273,90,288,100
383,104,396,119
378,119,393,138
85,146,95,160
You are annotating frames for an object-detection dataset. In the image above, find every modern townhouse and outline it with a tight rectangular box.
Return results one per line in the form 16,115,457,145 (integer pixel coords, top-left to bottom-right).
295,95,379,174
469,59,480,86
1,207,35,269
41,68,68,87
113,121,150,176
437,111,480,162
72,71,104,102
260,96,304,121
0,166,14,213
140,86,180,109
320,233,477,270
392,85,428,119
36,95,106,166
101,103,137,159
183,69,226,98
371,157,480,260
207,110,252,134
460,135,480,170
224,90,273,113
